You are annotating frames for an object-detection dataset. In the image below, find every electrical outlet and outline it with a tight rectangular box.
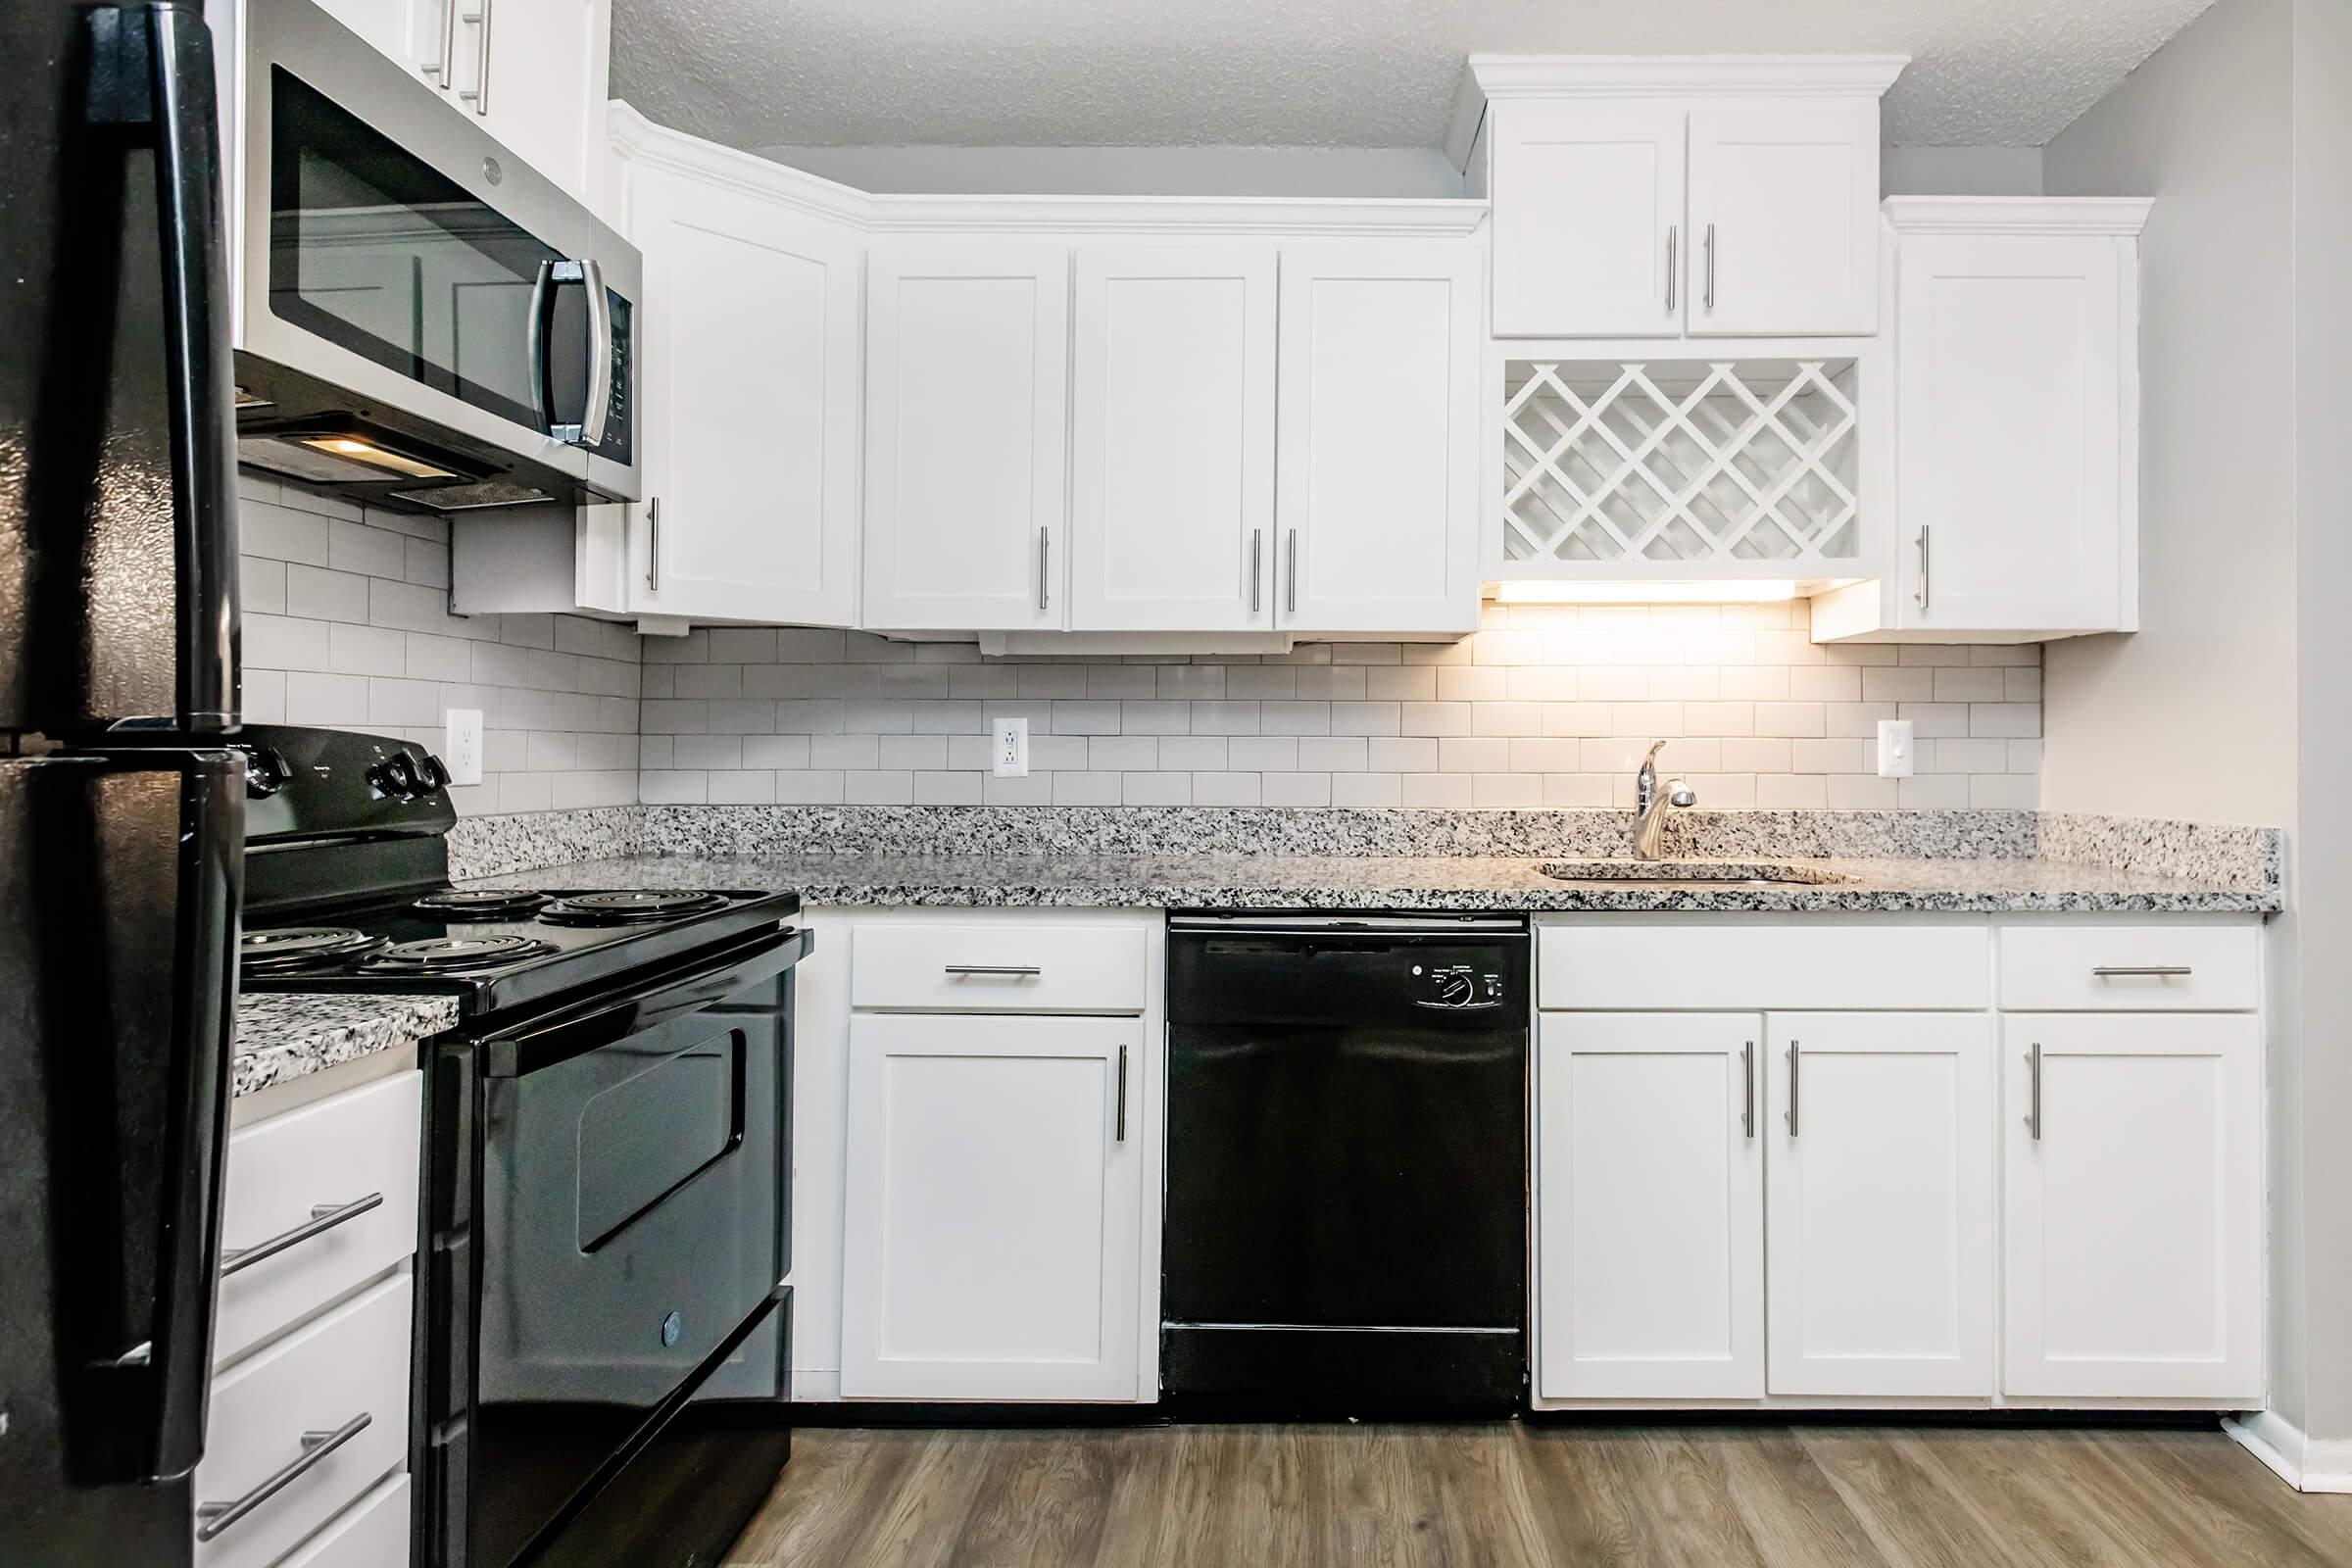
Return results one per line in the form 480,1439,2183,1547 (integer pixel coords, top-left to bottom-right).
444,708,485,786
1876,718,1915,779
992,716,1029,778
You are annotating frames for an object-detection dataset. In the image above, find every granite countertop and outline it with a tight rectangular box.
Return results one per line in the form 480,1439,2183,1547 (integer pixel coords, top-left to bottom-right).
232,993,460,1100
465,850,2278,915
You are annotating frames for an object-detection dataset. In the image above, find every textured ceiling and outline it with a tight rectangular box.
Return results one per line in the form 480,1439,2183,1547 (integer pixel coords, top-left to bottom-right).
612,0,2221,153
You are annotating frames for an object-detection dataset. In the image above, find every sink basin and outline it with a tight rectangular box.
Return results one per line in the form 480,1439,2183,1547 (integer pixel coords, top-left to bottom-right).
1537,859,1856,887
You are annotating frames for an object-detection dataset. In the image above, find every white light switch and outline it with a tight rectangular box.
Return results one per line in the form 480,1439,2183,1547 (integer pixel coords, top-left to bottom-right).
1876,718,1915,778
444,708,485,786
992,716,1029,777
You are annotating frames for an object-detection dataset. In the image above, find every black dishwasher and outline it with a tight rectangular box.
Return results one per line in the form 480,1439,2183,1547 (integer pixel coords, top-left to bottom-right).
1162,913,1530,1416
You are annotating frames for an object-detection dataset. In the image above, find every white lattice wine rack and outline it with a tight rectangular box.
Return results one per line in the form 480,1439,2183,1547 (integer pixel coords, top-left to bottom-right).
1499,357,1866,577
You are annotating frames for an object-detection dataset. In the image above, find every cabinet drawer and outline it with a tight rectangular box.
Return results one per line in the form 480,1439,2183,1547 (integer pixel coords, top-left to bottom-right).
1538,919,1988,1010
196,1275,413,1568
217,1071,421,1366
278,1475,410,1568
851,922,1150,1013
1997,923,2260,1011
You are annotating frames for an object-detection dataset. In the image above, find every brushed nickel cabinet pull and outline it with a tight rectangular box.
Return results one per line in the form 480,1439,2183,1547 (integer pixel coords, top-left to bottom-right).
1741,1040,1755,1138
1115,1045,1129,1143
1703,221,1717,311
645,498,660,592
1250,527,1262,613
2091,965,2192,978
1915,527,1932,612
195,1412,371,1541
943,964,1041,978
1665,224,1678,313
2028,1041,2043,1141
1038,526,1051,612
1786,1041,1800,1137
220,1194,384,1278
1285,529,1298,615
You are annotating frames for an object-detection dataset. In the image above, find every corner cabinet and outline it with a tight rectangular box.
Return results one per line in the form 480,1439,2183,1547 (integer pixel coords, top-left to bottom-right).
1471,57,1902,340
1811,198,2153,644
610,127,864,627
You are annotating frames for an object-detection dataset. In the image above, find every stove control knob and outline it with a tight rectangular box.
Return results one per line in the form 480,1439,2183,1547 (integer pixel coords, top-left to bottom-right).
370,752,420,798
414,753,452,792
1430,968,1478,1007
242,746,295,799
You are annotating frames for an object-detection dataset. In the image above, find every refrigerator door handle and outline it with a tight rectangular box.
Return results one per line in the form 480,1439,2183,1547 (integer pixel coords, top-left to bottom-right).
82,0,241,732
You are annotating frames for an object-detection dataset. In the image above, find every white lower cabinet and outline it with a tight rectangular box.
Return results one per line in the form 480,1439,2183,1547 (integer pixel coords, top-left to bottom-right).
839,1010,1148,1400
1534,915,2265,1412
1536,1012,1763,1400
1765,1013,1994,1397
2001,1013,2264,1401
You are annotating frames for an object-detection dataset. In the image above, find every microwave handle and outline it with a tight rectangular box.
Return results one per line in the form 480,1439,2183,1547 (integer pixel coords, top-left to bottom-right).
525,258,557,436
578,258,612,448
524,259,612,450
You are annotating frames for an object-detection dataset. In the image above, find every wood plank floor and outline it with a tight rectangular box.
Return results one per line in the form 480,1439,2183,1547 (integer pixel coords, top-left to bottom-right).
724,1424,2352,1567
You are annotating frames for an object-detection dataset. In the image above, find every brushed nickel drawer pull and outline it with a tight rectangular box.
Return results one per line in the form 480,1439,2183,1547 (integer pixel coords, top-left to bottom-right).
943,964,1042,978
2090,965,2192,978
220,1193,384,1278
195,1411,371,1541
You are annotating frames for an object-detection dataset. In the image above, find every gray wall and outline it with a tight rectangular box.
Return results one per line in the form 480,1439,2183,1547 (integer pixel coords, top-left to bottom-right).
754,143,1468,198
2044,0,2350,1452
1880,144,2043,196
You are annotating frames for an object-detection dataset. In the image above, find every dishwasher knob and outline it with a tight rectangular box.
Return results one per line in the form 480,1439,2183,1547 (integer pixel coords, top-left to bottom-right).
1430,969,1478,1007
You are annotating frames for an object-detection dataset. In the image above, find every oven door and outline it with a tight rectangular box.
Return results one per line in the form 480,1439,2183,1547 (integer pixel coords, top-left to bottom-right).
232,0,639,511
460,927,804,1568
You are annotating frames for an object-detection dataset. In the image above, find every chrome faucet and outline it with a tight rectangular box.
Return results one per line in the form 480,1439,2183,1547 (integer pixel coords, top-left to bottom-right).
1631,740,1697,860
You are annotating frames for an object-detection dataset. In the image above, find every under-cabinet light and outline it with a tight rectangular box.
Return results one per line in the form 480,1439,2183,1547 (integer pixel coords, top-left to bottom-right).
293,435,459,480
1490,580,1805,606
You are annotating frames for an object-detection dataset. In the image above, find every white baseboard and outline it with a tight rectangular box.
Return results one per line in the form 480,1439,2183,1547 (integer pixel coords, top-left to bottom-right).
2226,1409,2352,1493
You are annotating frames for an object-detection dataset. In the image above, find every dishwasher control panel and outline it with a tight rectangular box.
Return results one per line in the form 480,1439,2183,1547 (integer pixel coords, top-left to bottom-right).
1412,962,1508,1009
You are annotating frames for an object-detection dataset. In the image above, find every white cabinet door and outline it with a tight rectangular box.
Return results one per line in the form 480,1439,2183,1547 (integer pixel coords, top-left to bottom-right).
1490,101,1686,338
468,0,606,202
1686,100,1879,336
863,241,1070,631
1765,1013,1994,1397
1068,245,1277,633
839,1013,1145,1400
1536,1012,1764,1400
313,0,437,78
623,162,862,625
1896,232,2128,632
1275,241,1483,636
2002,1014,2263,1400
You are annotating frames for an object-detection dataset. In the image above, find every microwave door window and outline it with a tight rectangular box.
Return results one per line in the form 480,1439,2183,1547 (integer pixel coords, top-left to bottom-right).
267,69,579,434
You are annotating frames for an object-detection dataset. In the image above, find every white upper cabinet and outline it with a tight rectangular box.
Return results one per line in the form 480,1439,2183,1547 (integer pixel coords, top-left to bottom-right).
862,240,1071,632
1685,100,1880,336
1068,245,1278,633
617,137,863,626
1275,241,1484,635
1467,57,1902,341
1811,198,2151,644
1490,101,1686,338
462,0,609,203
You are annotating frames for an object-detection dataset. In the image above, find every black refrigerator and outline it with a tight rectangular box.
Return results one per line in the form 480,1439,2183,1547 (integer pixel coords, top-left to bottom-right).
0,3,246,1565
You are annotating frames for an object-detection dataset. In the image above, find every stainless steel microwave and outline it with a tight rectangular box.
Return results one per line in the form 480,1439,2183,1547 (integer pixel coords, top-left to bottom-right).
230,0,640,512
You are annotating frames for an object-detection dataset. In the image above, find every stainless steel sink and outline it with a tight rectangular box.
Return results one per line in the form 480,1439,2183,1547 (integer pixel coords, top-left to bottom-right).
1537,859,1855,887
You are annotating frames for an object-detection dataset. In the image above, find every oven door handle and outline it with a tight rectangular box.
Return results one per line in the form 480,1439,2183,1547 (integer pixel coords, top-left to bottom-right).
479,925,812,1078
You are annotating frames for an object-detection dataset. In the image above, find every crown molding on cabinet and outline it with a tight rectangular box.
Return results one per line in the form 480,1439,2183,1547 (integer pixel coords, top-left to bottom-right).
1882,196,2155,236
1446,54,1911,169
610,102,1488,238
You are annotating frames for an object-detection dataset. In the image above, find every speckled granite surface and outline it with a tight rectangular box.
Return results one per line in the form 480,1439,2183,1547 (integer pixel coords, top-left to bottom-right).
232,993,459,1099
448,806,638,881
464,849,2278,914
446,803,2282,910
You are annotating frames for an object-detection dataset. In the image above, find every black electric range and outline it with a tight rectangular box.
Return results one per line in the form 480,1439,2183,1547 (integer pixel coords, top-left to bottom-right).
206,725,804,1568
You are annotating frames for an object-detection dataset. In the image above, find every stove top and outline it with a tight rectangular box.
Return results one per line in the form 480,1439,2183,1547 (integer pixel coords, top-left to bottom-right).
239,886,803,1016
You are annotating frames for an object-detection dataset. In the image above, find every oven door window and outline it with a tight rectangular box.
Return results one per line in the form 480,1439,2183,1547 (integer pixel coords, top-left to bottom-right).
265,68,586,434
